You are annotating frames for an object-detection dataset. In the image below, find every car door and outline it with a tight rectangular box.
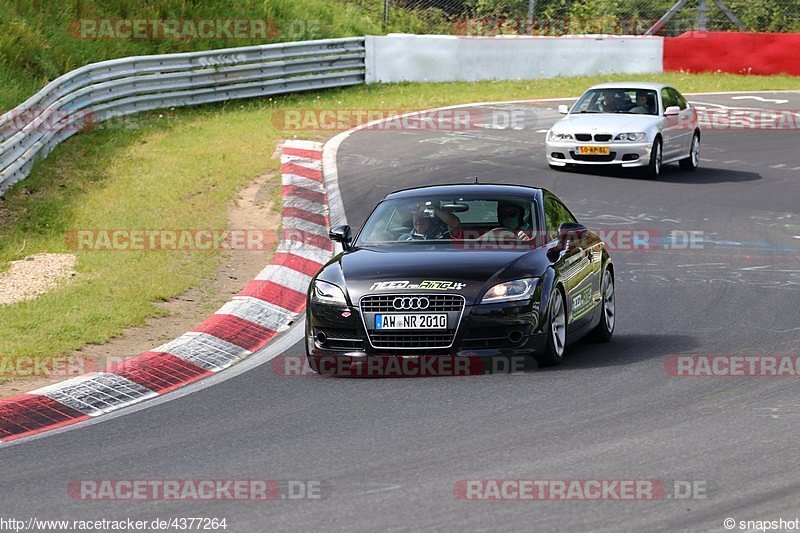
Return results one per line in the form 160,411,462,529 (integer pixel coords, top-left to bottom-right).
544,195,598,331
670,87,696,154
660,87,681,159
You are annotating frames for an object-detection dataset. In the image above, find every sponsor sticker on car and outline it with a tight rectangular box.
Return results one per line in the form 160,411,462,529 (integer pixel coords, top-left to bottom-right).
369,280,466,291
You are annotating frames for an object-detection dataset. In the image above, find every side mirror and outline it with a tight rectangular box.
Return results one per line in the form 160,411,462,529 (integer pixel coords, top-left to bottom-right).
557,222,588,250
664,105,681,117
329,225,352,250
558,104,570,115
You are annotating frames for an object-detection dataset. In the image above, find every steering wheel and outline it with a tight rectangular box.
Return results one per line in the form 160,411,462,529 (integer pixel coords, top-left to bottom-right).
475,227,518,242
397,232,425,241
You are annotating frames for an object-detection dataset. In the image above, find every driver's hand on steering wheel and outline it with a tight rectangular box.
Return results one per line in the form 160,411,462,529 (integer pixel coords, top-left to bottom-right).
517,231,531,241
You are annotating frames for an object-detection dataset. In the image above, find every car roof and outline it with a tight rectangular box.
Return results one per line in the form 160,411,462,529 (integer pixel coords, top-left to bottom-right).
587,82,671,91
383,183,544,201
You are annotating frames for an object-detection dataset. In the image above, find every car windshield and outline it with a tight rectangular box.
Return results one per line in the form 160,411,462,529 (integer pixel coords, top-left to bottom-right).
354,195,539,246
572,88,658,116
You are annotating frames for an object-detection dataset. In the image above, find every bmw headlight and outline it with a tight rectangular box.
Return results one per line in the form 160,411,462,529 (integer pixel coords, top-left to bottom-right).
480,278,538,304
548,131,574,142
312,280,347,305
614,132,648,142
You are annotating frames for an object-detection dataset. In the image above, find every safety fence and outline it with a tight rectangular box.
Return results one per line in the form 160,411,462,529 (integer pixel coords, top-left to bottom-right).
2,30,798,194
0,38,366,194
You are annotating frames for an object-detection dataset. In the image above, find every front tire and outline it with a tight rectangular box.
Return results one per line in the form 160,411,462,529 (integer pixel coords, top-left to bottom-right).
537,287,567,366
643,137,662,179
679,132,700,171
590,268,615,342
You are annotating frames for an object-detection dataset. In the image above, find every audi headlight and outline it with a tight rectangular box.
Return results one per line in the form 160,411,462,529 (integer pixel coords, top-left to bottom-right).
614,132,648,142
548,131,574,142
480,278,538,304
312,280,347,305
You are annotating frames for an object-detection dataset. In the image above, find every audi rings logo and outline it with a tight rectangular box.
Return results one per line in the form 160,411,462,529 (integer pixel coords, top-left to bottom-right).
393,296,430,310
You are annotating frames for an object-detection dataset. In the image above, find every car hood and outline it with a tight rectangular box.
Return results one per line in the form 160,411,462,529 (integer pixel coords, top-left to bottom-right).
551,113,659,134
316,245,553,305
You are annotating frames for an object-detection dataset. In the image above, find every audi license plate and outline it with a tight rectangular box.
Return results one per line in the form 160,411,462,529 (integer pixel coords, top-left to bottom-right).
374,314,447,330
576,145,610,155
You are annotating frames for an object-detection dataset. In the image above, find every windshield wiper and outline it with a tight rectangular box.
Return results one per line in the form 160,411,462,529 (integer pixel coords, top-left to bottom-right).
576,110,601,113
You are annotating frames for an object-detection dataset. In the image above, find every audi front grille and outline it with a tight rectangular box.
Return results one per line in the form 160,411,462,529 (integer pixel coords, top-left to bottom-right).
359,294,465,350
360,294,464,313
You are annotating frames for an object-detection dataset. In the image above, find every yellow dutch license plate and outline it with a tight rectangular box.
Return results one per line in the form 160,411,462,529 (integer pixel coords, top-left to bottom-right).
577,146,610,155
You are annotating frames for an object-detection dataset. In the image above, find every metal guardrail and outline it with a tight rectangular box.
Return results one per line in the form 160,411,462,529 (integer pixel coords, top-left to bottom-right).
0,38,366,194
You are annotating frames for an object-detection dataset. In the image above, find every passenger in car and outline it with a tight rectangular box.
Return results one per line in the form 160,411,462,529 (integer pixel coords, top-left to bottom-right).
398,202,462,240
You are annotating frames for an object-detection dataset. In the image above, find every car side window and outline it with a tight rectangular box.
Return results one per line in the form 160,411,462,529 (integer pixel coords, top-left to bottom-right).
544,196,577,241
661,88,675,112
670,88,688,110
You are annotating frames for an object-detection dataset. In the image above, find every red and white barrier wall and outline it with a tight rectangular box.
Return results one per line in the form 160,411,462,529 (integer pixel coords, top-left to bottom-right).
365,34,664,82
365,32,800,83
664,31,800,76
0,140,329,443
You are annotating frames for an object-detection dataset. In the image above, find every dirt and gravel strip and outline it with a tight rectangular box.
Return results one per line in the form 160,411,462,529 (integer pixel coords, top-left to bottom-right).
0,173,280,398
0,253,77,306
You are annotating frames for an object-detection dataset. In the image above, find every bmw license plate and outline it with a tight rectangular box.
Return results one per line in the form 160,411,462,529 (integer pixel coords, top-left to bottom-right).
577,146,610,155
374,314,447,330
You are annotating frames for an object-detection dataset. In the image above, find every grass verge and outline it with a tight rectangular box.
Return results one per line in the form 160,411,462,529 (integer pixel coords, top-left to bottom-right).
0,0,443,111
0,71,798,360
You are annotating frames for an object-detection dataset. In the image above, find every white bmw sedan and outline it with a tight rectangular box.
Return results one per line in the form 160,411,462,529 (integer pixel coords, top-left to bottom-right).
545,82,700,179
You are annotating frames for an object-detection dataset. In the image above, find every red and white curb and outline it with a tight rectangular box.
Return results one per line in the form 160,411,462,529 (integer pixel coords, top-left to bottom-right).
0,140,330,443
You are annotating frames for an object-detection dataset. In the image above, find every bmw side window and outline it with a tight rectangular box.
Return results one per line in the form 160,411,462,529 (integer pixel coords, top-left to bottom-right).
661,88,674,112
671,88,688,110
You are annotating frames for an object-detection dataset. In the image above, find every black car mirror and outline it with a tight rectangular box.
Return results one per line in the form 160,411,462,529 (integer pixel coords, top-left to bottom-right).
557,222,588,251
329,225,353,250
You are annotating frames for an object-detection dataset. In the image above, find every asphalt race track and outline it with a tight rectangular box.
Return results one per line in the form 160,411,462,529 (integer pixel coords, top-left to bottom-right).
1,92,799,532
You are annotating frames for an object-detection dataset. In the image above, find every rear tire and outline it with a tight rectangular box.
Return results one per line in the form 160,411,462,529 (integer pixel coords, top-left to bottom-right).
679,132,700,171
536,288,567,366
643,137,662,179
589,268,615,342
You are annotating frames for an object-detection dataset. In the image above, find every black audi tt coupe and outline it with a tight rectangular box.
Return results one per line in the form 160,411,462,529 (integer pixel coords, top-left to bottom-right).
305,183,615,373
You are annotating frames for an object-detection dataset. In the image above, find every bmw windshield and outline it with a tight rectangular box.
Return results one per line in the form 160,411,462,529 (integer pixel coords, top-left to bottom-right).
572,88,659,115
354,196,539,246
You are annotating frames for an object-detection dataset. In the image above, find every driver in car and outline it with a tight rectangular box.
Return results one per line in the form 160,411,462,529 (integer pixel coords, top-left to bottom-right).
597,90,622,113
399,202,462,240
629,91,654,114
498,201,532,241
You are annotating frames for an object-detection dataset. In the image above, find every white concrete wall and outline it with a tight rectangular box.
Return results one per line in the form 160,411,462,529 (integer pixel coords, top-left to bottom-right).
365,34,664,83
